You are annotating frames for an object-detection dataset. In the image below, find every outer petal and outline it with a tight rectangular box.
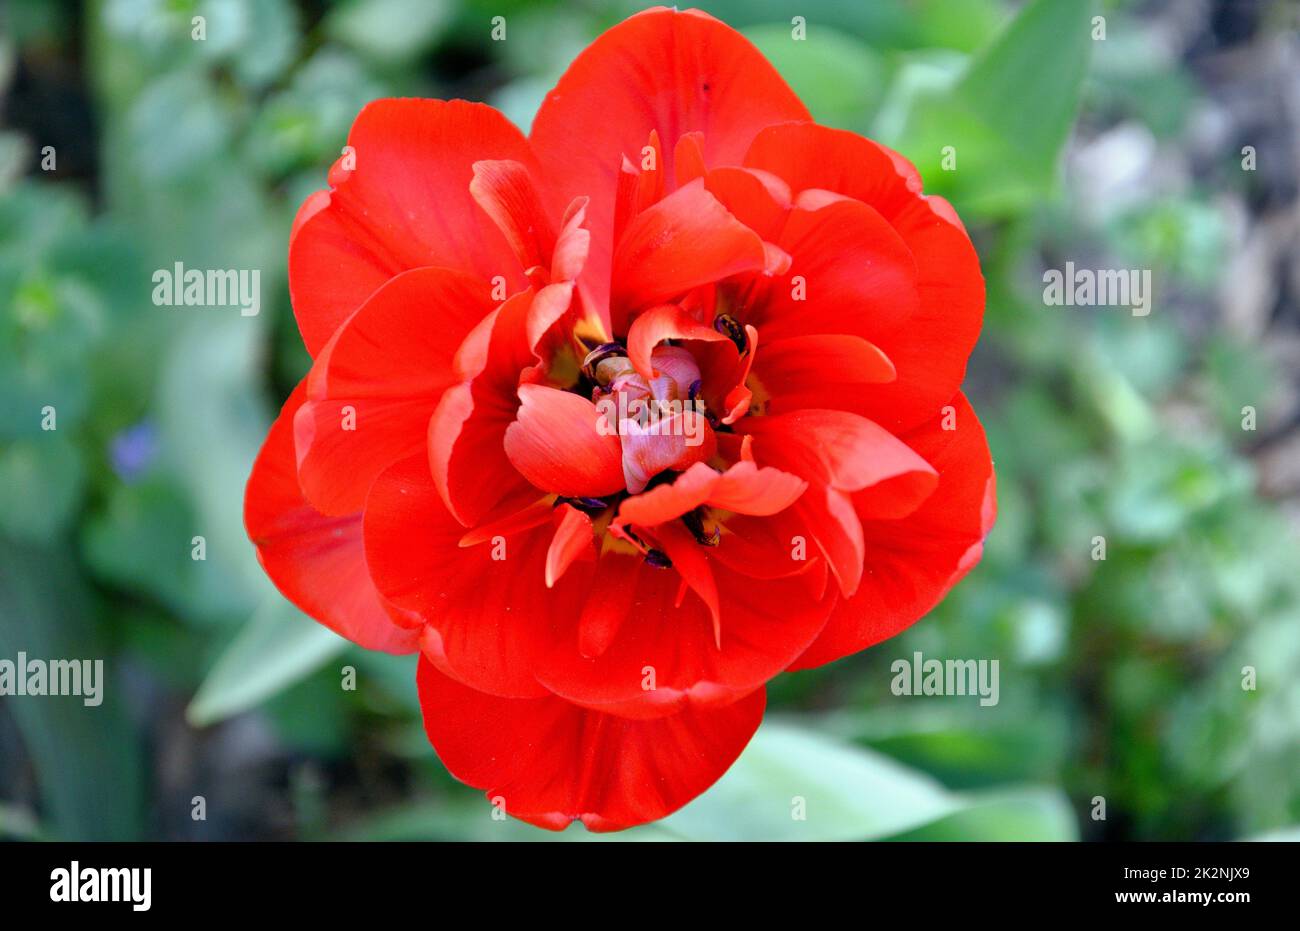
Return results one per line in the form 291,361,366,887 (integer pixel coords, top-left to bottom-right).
289,99,534,355
535,553,832,719
294,267,496,516
429,291,543,525
738,198,920,347
364,454,577,698
418,656,766,831
531,6,810,326
244,381,418,654
789,392,996,669
577,551,642,660
745,122,985,432
745,121,922,221
741,410,938,597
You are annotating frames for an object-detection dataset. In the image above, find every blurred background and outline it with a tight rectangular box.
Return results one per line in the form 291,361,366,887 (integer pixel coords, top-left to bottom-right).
1,0,1297,842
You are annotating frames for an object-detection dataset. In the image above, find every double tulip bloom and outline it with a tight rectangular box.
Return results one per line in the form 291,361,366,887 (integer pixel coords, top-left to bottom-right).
245,7,995,831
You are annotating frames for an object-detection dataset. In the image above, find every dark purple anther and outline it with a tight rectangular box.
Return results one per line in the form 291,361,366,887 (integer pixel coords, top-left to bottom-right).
556,495,610,515
581,341,628,382
712,313,748,356
644,548,673,569
681,508,720,546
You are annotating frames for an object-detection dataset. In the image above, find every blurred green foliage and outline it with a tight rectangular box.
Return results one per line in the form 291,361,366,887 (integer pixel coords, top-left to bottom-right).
0,0,1296,841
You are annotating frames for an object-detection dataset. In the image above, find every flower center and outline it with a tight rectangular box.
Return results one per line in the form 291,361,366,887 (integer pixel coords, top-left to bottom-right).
584,342,703,421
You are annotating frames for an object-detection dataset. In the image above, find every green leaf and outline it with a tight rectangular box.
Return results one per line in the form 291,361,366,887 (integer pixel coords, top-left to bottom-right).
82,477,195,601
0,802,44,841
0,538,146,840
744,24,888,132
884,787,1078,841
187,596,346,727
204,0,301,90
245,48,383,176
835,705,1069,789
0,433,84,542
340,721,1079,841
889,0,1094,214
123,71,233,183
326,0,452,63
678,0,1000,51
156,317,281,610
957,0,1093,180
653,720,960,840
1248,826,1300,842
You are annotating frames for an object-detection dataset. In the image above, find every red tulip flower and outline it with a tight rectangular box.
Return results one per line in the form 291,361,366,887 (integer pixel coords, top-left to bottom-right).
245,6,995,831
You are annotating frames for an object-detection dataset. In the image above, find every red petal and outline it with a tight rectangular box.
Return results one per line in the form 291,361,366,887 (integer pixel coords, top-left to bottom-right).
689,322,758,425
859,194,985,432
457,495,553,547
429,291,543,525
710,509,825,584
418,656,765,831
741,411,938,597
707,459,807,515
289,100,533,355
364,455,578,698
504,384,625,498
615,461,719,527
535,554,832,719
611,182,769,325
652,519,721,648
743,198,919,345
470,159,555,272
788,484,867,598
293,267,495,516
545,505,596,588
551,197,592,283
674,131,707,187
742,410,936,496
244,381,418,654
531,8,809,331
626,303,728,379
293,397,433,517
616,459,805,527
746,121,922,221
746,123,984,432
750,333,896,416
577,552,642,659
702,165,791,240
789,393,996,669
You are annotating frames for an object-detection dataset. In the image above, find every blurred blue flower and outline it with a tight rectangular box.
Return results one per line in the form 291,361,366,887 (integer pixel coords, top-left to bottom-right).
109,420,158,483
